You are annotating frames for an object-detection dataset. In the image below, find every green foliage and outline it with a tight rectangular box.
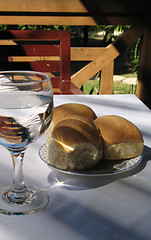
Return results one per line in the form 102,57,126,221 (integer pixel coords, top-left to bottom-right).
18,25,52,30
128,38,142,74
10,25,72,31
129,58,139,74
89,25,131,43
0,25,8,30
0,24,131,32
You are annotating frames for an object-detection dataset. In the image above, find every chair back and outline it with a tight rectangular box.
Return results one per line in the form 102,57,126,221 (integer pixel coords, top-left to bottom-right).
0,30,72,94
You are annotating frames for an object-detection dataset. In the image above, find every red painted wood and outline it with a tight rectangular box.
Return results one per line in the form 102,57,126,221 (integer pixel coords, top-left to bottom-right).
51,77,61,88
22,45,60,56
60,31,71,83
0,30,83,94
30,61,60,72
10,30,63,40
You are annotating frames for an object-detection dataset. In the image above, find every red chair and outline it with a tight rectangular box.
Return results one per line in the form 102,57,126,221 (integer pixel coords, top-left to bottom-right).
0,30,83,94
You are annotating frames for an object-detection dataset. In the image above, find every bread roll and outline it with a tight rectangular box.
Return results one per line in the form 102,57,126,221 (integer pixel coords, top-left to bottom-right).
94,115,144,160
47,115,103,171
46,103,97,143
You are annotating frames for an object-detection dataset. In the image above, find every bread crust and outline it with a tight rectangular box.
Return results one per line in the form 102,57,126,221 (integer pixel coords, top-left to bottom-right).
53,117,100,146
46,103,97,143
94,115,144,160
52,103,97,123
47,116,103,170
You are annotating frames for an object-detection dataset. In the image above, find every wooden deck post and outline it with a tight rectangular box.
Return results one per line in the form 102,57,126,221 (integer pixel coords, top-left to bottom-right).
99,61,114,94
137,15,151,109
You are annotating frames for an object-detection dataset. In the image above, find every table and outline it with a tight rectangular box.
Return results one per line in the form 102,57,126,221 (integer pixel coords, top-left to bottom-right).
0,94,151,240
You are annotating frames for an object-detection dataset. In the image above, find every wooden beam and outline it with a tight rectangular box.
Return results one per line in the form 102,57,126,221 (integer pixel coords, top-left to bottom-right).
71,25,144,88
0,15,144,26
0,40,17,45
0,44,107,61
0,0,147,25
0,16,97,26
0,0,87,12
0,0,148,14
71,47,106,61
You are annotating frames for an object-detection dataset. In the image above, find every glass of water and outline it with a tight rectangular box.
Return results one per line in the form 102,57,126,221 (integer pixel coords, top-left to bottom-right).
0,71,53,215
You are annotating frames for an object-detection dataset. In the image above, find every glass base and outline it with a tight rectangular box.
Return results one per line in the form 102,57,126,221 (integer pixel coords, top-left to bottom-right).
0,186,49,216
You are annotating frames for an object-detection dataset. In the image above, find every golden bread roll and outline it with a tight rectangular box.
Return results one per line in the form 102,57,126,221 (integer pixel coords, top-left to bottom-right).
47,115,103,170
94,115,144,160
46,103,97,143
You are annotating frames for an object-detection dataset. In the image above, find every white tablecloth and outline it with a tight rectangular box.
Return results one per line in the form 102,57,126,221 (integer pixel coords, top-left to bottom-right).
0,94,151,240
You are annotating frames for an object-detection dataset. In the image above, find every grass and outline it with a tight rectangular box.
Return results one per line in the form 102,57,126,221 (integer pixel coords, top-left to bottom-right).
120,73,137,78
83,79,137,95
83,79,99,94
113,81,137,95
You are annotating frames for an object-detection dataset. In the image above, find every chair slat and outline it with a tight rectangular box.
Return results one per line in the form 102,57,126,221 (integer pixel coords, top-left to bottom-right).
0,30,83,94
8,56,60,62
22,45,60,56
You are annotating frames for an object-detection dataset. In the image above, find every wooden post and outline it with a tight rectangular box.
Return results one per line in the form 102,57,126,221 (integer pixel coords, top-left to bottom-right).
100,61,114,94
137,15,151,109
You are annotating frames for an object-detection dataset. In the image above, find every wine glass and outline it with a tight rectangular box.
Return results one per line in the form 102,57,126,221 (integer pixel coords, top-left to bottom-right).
0,71,53,215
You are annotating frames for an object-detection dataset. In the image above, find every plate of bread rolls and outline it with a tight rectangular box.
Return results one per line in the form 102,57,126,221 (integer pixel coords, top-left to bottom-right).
39,103,144,176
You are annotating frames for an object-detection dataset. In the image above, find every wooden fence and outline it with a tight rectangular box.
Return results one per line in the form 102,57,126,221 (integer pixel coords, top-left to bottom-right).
71,25,144,94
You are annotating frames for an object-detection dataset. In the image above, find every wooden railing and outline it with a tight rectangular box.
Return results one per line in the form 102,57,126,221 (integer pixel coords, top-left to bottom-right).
71,25,144,94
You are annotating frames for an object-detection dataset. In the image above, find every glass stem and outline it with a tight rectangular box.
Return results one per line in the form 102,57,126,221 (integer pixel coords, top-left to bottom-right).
6,150,30,204
11,151,26,192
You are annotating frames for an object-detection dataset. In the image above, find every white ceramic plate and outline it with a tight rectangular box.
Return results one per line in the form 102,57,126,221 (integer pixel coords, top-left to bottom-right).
39,143,143,176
